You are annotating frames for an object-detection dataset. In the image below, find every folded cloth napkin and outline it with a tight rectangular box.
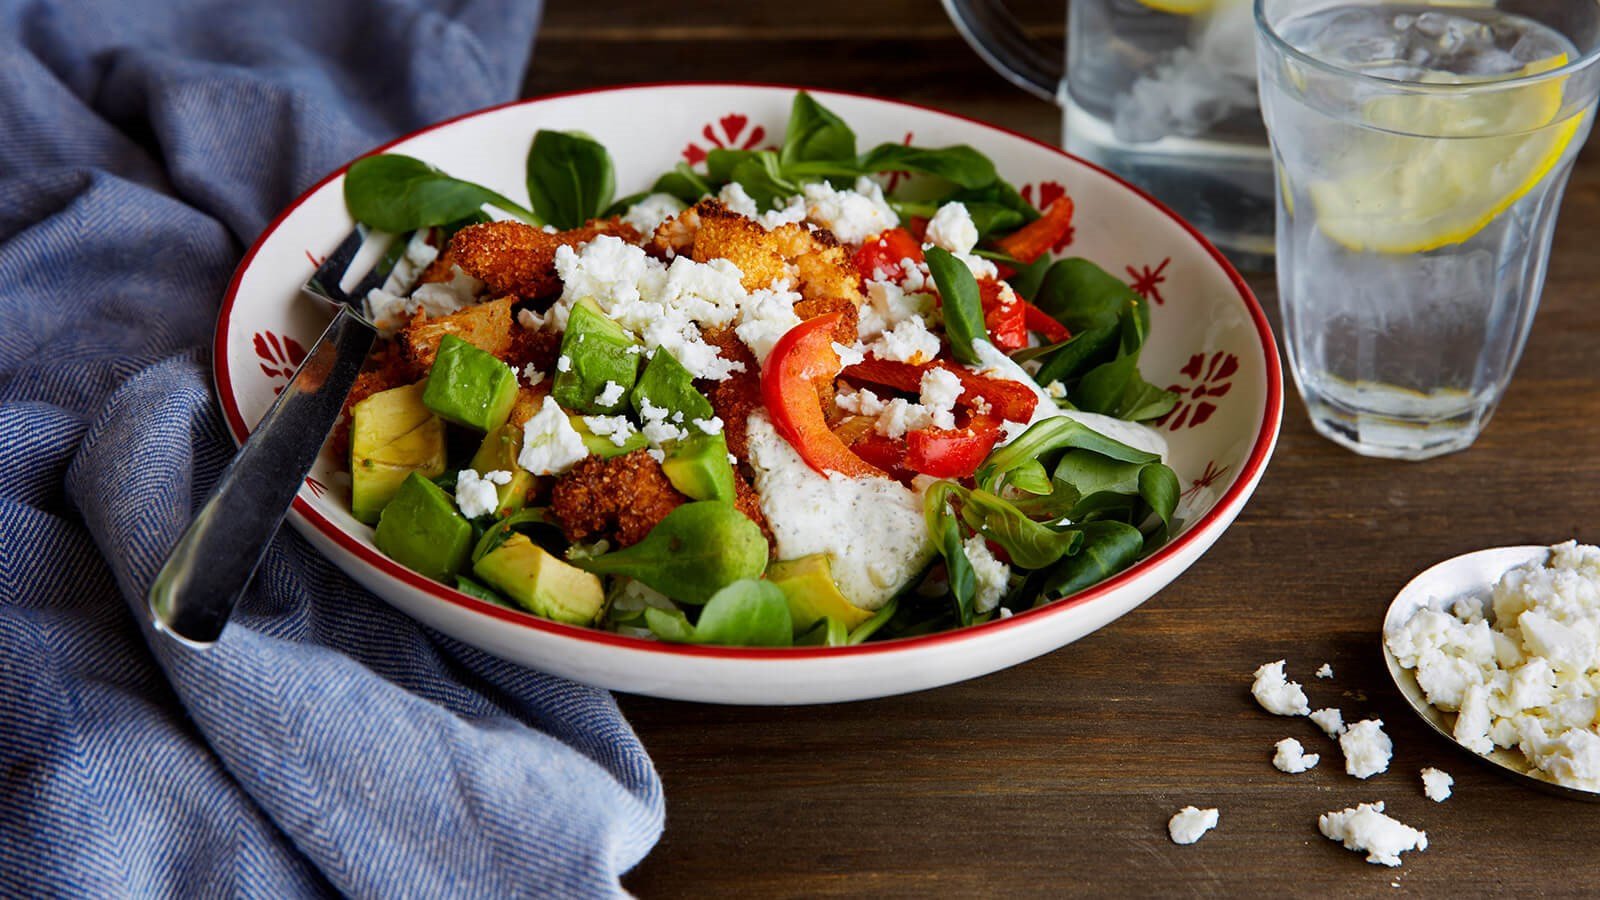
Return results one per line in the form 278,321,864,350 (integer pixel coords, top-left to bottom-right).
0,1,665,895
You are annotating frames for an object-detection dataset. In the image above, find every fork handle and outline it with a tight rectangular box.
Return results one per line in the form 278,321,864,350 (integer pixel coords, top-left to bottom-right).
148,304,376,645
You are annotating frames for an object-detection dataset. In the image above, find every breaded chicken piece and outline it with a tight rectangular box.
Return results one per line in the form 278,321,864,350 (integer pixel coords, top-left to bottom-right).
397,296,517,370
442,219,640,300
698,327,762,462
730,466,775,552
686,201,790,290
550,450,687,547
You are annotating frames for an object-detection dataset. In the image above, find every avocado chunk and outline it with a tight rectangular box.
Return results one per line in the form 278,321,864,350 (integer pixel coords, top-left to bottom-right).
422,334,519,432
551,298,641,414
350,381,447,523
767,554,874,630
570,414,649,459
629,348,714,422
661,432,736,502
468,423,535,516
374,472,474,581
474,532,606,625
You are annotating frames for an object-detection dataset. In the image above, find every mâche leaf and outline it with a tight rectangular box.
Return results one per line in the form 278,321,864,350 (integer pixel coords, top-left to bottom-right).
1035,521,1145,602
925,246,986,365
690,579,794,647
345,154,536,232
857,143,997,189
525,130,617,230
572,501,768,603
780,92,857,168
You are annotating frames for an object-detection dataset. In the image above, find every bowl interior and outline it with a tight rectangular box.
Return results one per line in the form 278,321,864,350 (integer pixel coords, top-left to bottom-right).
217,84,1279,652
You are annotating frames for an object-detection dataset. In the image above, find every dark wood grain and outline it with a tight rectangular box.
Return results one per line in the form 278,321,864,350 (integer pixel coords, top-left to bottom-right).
526,3,1600,894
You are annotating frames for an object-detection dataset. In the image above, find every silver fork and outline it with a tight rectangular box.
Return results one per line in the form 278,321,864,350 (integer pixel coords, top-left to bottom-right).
147,227,411,646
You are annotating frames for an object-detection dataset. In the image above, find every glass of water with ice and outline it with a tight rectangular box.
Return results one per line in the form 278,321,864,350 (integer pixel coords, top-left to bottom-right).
1256,0,1600,459
945,0,1276,268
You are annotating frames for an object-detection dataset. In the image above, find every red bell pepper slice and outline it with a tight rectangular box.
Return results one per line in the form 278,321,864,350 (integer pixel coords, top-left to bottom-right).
852,227,924,282
762,313,886,479
979,280,1027,352
850,433,916,482
906,414,1003,479
841,358,1038,424
995,195,1075,265
1022,299,1071,344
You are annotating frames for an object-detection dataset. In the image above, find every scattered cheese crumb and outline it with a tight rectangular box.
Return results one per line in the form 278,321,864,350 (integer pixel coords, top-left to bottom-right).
1310,707,1346,737
1251,660,1310,716
595,380,626,408
1318,802,1427,867
1272,738,1320,774
1316,663,1334,679
1420,767,1453,802
556,354,572,373
521,364,545,386
517,397,588,476
582,415,639,448
1167,807,1219,845
454,469,512,519
1340,719,1393,779
963,533,1010,614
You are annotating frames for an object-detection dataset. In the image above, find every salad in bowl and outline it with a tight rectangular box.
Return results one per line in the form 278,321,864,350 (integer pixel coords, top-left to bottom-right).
336,91,1185,649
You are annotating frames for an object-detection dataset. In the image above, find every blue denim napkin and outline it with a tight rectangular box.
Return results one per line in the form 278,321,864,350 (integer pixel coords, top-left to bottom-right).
0,1,664,895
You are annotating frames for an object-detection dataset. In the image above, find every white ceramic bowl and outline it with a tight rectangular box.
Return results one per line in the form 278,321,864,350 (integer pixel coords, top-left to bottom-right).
216,83,1282,705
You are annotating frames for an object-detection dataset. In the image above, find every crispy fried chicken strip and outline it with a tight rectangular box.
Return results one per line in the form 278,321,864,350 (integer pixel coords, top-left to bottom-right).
550,450,688,548
437,219,640,300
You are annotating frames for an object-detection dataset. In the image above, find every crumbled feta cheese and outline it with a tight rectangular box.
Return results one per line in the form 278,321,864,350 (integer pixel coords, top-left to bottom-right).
874,398,935,440
858,279,934,342
454,469,512,519
638,398,690,447
1251,660,1310,717
832,341,867,369
717,182,760,218
1386,542,1600,790
963,533,1010,614
646,448,665,463
409,265,483,318
692,416,724,435
622,192,687,236
925,201,980,256
582,415,639,448
1316,662,1334,679
834,387,886,417
556,354,572,373
1420,767,1453,802
1273,737,1320,774
998,607,1014,619
1318,802,1427,867
744,410,934,609
1167,807,1219,845
1340,719,1393,779
1310,707,1346,737
595,380,626,408
759,196,809,229
1045,381,1067,400
869,315,942,365
735,284,803,365
517,307,547,332
517,397,588,476
802,176,899,245
521,364,545,386
918,367,963,431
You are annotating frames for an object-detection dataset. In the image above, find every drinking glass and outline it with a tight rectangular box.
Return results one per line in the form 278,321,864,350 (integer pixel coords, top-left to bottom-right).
1255,0,1600,459
945,0,1276,268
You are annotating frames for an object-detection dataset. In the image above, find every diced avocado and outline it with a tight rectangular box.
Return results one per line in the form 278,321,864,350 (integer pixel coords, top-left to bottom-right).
551,298,641,414
473,532,606,626
350,381,447,523
374,472,473,581
570,415,648,459
468,423,535,516
767,554,874,630
422,334,519,432
629,348,714,421
661,432,736,502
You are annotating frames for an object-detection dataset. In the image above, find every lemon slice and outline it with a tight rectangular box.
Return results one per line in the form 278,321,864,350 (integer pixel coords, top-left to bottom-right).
1135,0,1214,14
1307,55,1582,254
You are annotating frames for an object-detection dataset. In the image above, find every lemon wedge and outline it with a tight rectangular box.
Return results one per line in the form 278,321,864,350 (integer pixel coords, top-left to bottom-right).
1307,55,1583,254
1134,0,1214,14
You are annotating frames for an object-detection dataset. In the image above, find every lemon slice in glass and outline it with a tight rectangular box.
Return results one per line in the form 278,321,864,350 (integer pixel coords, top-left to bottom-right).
1135,0,1213,14
1307,55,1582,254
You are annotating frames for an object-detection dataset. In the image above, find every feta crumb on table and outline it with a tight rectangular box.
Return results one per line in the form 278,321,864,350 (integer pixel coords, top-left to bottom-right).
1340,719,1393,779
1167,806,1219,845
1309,707,1346,737
1251,660,1311,716
1316,663,1334,679
1273,738,1320,774
1420,767,1453,802
1318,802,1427,867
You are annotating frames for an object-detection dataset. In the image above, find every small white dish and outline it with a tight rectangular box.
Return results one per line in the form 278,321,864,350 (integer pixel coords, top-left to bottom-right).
215,83,1282,704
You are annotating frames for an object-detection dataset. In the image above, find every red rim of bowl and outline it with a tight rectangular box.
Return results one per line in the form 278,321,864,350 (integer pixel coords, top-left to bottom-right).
214,81,1283,662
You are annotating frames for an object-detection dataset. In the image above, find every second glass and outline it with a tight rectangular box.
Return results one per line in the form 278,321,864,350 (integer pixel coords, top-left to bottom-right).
1256,0,1600,459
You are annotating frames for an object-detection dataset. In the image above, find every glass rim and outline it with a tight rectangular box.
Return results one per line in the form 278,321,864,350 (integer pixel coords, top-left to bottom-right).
1253,0,1600,93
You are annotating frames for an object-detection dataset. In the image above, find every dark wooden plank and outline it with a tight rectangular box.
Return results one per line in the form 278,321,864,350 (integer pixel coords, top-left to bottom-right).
523,5,1600,894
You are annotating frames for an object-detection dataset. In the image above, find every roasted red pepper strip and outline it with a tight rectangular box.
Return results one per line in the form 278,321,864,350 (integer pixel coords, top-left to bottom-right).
763,313,886,479
1022,299,1071,343
995,195,1075,265
850,433,916,482
852,227,924,282
906,414,1003,479
841,358,1038,423
979,280,1027,352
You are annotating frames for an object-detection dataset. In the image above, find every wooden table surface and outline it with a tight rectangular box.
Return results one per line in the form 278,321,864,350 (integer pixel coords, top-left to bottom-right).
525,2,1600,894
